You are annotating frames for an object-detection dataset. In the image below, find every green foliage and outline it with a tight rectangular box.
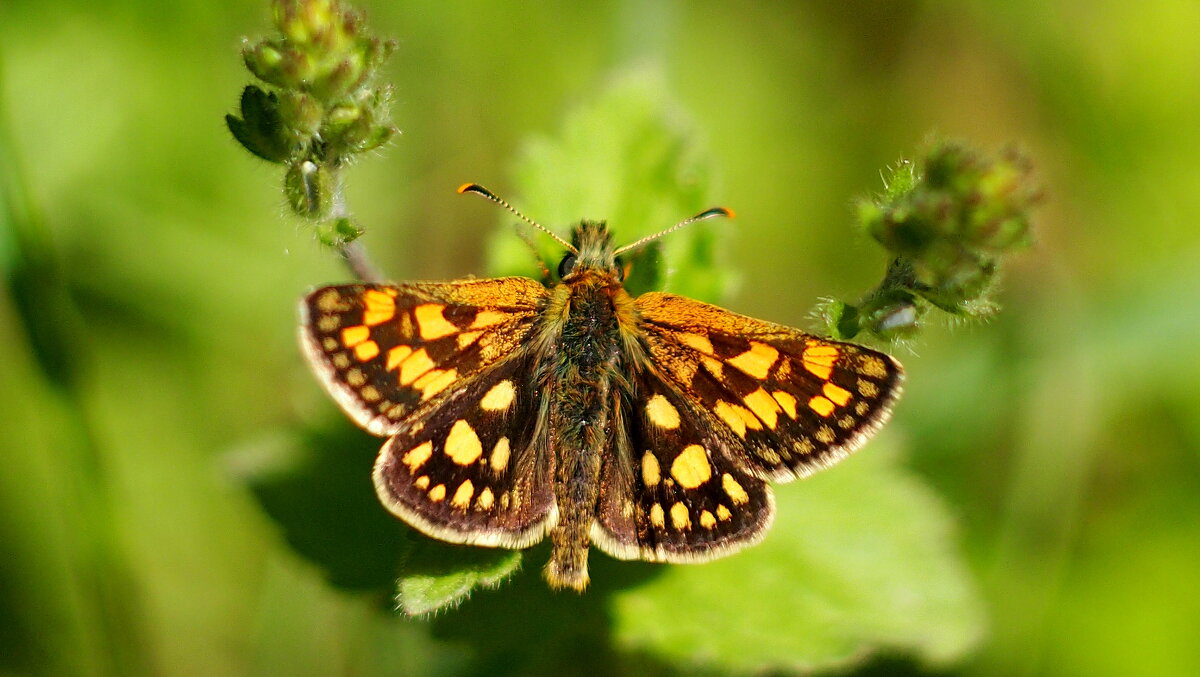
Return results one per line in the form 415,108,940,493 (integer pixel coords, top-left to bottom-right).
227,0,396,252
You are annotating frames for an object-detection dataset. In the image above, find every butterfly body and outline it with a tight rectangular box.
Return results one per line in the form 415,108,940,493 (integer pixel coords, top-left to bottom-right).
300,216,903,591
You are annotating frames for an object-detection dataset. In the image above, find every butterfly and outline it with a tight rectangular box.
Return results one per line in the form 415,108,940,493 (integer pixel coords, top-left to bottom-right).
299,184,903,591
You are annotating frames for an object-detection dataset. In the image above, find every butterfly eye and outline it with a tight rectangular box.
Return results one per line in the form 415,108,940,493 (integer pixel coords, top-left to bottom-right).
558,253,578,278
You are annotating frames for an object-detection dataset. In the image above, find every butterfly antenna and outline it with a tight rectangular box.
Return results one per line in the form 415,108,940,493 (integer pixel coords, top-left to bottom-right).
613,206,735,255
457,183,577,253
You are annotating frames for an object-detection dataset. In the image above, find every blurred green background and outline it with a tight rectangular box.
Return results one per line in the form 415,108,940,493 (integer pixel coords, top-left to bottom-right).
2,1,1199,676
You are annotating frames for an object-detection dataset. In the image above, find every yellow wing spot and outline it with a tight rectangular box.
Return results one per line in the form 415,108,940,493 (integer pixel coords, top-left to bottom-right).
481,380,517,412
823,382,853,406
808,395,836,417
316,288,347,312
444,420,483,466
321,336,338,351
797,437,815,455
701,355,725,380
451,479,474,509
477,487,495,510
815,425,835,444
499,492,510,510
838,415,856,430
727,342,779,380
318,316,339,333
332,353,351,369
802,343,839,380
649,503,665,528
413,304,458,340
772,390,798,419
401,441,434,472
385,345,413,371
678,332,713,354
716,504,732,521
362,290,396,326
470,310,508,329
857,378,879,398
456,330,482,350
346,368,366,387
645,394,681,429
415,368,458,401
855,401,870,415
670,502,691,530
743,388,782,429
641,451,661,487
860,355,889,379
722,473,750,505
713,401,762,438
397,348,435,385
428,484,446,502
354,340,380,362
359,385,381,403
414,475,430,490
490,437,511,472
699,510,717,530
341,325,370,348
671,444,712,489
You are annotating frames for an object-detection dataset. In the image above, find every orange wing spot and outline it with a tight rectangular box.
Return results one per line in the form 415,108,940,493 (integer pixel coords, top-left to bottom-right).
451,479,474,509
385,345,413,371
414,304,459,340
645,394,681,429
456,330,482,350
444,420,483,466
362,290,397,326
401,441,434,472
649,503,665,528
823,382,853,406
713,401,747,437
727,342,778,380
397,348,435,385
470,310,508,329
716,504,733,521
481,380,517,412
678,332,714,354
414,368,458,401
670,502,691,530
476,487,495,510
341,325,370,347
772,390,799,419
699,510,717,529
743,388,782,429
722,474,750,505
670,444,712,489
802,343,840,380
701,355,725,380
428,484,447,502
354,340,380,362
808,395,836,417
414,475,431,490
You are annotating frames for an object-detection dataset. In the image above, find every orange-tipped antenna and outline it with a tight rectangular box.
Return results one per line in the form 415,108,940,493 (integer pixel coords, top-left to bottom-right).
457,183,576,253
613,206,735,255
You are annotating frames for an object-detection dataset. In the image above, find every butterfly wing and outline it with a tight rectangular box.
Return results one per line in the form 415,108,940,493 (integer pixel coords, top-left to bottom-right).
300,278,548,436
300,278,556,546
633,292,903,482
592,369,775,562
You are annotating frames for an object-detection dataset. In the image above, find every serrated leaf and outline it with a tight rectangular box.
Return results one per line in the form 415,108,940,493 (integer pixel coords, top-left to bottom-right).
487,66,731,303
396,543,523,617
609,437,985,673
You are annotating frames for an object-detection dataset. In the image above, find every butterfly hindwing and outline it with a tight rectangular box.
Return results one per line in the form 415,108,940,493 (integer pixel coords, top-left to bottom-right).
635,292,903,482
592,368,774,562
372,351,556,546
300,278,547,435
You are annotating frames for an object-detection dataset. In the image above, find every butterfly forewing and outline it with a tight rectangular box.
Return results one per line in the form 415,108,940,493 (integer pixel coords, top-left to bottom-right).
635,292,903,482
300,278,547,435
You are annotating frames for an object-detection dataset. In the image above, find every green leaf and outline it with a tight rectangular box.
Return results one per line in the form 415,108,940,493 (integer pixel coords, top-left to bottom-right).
608,437,985,673
487,66,731,303
396,543,523,617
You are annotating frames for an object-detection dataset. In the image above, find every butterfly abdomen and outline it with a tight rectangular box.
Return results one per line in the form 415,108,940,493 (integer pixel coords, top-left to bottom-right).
544,275,628,590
